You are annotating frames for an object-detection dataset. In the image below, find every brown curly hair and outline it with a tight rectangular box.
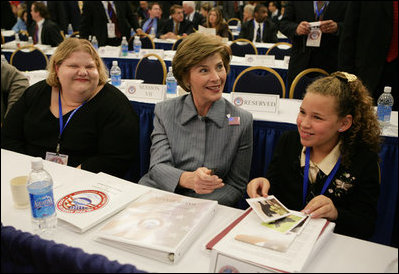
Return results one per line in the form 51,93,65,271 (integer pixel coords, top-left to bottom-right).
305,71,382,167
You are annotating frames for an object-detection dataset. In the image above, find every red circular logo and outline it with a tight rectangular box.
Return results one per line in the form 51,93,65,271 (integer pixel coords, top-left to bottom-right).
57,190,108,213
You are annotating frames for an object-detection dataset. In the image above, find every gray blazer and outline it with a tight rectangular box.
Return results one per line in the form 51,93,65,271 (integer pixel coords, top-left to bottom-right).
139,94,253,207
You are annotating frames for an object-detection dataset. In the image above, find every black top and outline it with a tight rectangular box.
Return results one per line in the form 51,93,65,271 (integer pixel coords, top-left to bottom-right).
1,80,139,179
266,131,380,240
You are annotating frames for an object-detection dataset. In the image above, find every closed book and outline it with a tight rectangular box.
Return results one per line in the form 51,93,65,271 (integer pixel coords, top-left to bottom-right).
96,190,218,264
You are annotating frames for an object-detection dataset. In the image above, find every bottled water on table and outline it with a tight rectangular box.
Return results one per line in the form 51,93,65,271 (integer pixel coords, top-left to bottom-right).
110,60,122,87
150,27,156,38
166,67,177,95
237,21,241,32
91,36,98,50
27,157,57,234
377,86,394,127
133,36,142,54
121,36,128,57
67,23,73,37
130,28,136,38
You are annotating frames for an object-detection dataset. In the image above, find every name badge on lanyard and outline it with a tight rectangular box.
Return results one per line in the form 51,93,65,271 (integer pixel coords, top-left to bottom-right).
107,23,116,38
306,22,322,47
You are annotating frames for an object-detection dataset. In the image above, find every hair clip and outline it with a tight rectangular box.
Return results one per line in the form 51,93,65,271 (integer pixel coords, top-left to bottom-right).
332,71,357,83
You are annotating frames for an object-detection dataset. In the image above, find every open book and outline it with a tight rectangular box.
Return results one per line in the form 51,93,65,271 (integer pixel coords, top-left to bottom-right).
207,207,334,273
54,172,148,233
96,190,218,264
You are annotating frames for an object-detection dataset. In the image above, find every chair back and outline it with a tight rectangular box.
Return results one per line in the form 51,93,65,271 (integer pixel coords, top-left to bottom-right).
230,38,258,57
135,53,167,84
265,42,292,60
227,18,241,26
172,37,185,51
232,66,286,98
227,30,234,41
10,45,49,71
129,33,155,51
289,68,329,99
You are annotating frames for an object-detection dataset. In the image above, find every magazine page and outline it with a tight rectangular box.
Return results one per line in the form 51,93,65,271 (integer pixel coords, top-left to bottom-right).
247,196,291,223
96,190,218,263
212,209,329,272
54,172,148,233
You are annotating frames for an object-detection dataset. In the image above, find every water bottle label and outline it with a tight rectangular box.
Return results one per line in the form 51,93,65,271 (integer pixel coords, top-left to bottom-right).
121,45,128,56
111,74,121,86
29,190,55,218
377,105,392,122
134,45,141,53
166,81,177,94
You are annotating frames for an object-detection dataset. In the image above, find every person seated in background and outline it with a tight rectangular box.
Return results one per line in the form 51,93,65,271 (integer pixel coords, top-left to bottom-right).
182,1,205,31
139,32,253,207
1,38,140,180
243,4,255,23
28,1,63,47
268,1,281,25
12,6,28,33
202,7,230,40
1,62,29,126
238,3,278,43
200,2,212,21
136,2,164,38
159,4,194,40
136,1,150,25
247,72,381,240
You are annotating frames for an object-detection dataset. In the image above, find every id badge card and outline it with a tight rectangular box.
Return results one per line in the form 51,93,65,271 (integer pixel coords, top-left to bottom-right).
306,22,322,47
45,152,68,165
107,23,116,38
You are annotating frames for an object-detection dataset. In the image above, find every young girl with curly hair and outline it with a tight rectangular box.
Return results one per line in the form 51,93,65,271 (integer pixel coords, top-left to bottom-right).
247,71,381,240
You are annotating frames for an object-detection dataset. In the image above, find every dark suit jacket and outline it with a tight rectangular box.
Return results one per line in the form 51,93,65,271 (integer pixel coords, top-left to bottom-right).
28,19,63,47
238,18,278,43
64,1,82,33
338,2,394,99
79,1,139,46
187,11,204,30
279,1,348,86
159,19,194,36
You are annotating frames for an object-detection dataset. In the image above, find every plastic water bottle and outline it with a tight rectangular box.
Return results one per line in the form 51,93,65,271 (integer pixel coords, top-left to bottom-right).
91,36,98,50
15,33,21,47
377,86,394,126
237,21,241,32
110,60,122,87
130,28,136,38
28,36,33,45
133,36,142,54
27,158,57,234
166,67,177,95
150,27,156,38
121,36,128,57
67,23,73,37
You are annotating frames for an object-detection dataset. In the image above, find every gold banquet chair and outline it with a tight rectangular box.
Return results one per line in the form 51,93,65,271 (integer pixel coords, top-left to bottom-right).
129,32,155,51
289,68,329,99
172,36,185,51
230,38,258,57
10,45,49,71
227,18,241,26
265,42,292,60
135,53,167,84
232,66,286,98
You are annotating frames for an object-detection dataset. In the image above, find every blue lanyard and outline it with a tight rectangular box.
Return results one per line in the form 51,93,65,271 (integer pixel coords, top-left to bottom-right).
302,147,341,207
314,1,328,20
57,88,85,154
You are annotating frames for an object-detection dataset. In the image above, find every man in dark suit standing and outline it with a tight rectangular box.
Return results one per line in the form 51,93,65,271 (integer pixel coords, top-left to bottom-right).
339,1,398,110
159,4,194,40
279,1,347,89
137,2,164,38
238,4,278,44
182,1,204,31
28,2,63,47
79,1,139,47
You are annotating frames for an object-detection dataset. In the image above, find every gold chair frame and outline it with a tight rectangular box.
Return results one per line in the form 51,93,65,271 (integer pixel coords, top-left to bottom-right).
265,42,292,55
288,68,329,99
232,66,286,98
172,37,185,51
230,38,258,55
227,18,241,25
135,53,167,84
10,45,49,69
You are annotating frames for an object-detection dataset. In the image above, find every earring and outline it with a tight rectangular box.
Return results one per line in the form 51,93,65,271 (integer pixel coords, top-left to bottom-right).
338,128,343,132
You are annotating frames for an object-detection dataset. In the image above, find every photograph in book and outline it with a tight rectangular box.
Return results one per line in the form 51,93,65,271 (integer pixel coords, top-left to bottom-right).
262,212,310,234
246,196,291,223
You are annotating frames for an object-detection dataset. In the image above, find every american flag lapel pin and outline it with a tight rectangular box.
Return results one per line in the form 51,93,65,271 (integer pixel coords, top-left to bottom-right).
228,114,240,125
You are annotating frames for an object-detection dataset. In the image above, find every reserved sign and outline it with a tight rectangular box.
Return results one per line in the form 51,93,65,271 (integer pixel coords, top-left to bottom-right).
244,54,275,66
231,92,279,113
139,49,165,58
125,83,166,102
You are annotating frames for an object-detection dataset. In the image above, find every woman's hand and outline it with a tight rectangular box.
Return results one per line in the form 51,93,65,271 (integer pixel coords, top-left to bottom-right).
246,177,270,198
302,195,338,221
179,167,224,194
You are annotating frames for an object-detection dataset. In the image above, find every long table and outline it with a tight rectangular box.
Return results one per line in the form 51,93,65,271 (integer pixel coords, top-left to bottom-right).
1,149,397,272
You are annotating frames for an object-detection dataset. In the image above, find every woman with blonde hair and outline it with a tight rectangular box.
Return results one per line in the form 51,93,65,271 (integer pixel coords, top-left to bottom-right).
2,38,139,179
139,32,253,207
203,7,230,39
247,72,381,240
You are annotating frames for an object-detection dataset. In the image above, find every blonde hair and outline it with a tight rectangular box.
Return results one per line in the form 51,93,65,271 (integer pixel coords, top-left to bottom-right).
172,32,231,92
46,38,108,88
305,72,381,167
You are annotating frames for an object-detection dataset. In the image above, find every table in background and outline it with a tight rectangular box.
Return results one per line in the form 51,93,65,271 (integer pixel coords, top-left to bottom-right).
1,149,397,273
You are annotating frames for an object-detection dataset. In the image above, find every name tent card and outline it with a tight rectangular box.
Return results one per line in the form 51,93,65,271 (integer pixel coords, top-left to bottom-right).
139,49,165,59
231,92,279,114
125,83,166,102
244,54,275,66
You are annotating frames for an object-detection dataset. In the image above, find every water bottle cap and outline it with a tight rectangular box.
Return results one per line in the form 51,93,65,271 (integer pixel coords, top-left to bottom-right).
112,60,118,66
168,67,173,72
31,157,43,169
384,86,392,93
